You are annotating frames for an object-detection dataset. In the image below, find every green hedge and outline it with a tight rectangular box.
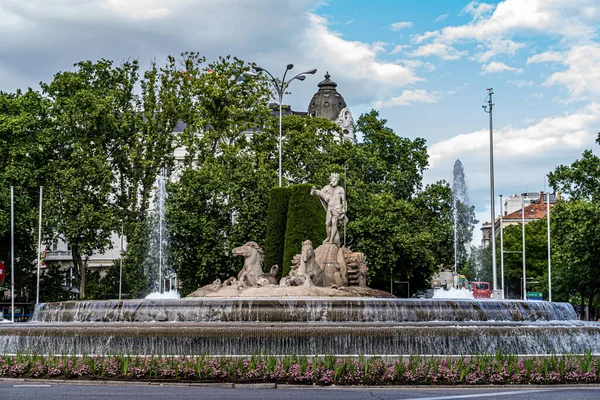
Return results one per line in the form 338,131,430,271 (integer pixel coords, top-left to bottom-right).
282,184,326,276
263,186,292,275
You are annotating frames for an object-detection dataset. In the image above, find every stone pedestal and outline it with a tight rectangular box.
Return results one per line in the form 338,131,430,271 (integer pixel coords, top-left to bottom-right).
314,243,347,286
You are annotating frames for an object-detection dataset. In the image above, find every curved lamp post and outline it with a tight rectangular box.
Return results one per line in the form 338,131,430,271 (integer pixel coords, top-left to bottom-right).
247,64,317,186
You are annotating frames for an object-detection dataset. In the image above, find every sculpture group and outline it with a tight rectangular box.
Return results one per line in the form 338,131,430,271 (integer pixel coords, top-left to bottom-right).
189,173,371,297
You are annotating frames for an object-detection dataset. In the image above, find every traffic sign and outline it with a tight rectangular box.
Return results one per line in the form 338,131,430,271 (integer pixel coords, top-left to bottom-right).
0,260,4,285
526,291,543,300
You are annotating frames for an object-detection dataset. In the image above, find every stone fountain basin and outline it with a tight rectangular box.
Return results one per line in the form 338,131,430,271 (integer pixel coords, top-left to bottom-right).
2,298,591,356
31,298,576,323
1,320,600,356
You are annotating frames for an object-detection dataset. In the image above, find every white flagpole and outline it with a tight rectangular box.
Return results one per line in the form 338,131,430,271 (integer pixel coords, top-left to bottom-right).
547,193,552,302
10,186,15,323
36,186,43,305
119,219,123,300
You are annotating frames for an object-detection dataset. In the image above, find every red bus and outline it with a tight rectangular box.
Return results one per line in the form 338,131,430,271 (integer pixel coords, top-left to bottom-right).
472,282,491,299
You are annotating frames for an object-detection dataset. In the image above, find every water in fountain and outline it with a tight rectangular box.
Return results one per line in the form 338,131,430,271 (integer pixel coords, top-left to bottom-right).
2,298,597,356
145,168,179,299
433,287,474,299
452,159,472,276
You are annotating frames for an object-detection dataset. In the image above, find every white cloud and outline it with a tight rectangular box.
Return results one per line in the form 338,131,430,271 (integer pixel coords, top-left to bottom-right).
434,13,448,23
373,89,439,108
474,39,525,62
304,14,422,88
0,1,424,109
506,79,534,87
527,51,566,64
541,44,600,100
481,61,523,74
390,21,412,31
438,0,600,43
462,1,495,20
410,43,466,60
390,44,410,55
428,102,600,167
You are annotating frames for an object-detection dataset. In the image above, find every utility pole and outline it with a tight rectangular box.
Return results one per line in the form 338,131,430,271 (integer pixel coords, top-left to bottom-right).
482,88,498,296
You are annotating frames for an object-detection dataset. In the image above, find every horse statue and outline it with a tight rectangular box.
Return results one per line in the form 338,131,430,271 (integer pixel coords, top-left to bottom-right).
233,241,278,287
281,240,324,287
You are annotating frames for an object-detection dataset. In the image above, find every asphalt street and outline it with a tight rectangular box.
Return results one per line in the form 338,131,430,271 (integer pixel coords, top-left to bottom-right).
2,382,600,400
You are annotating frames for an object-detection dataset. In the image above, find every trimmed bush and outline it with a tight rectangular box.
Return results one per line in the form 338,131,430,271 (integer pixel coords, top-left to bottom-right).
263,186,292,274
282,184,326,276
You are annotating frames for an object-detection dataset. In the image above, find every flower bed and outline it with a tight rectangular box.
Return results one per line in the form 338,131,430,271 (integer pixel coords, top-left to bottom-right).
0,353,598,385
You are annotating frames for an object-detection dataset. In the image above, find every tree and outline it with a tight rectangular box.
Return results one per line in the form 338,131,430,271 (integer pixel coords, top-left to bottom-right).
347,111,453,292
41,60,136,299
551,200,600,316
499,219,549,299
548,133,600,201
0,89,52,301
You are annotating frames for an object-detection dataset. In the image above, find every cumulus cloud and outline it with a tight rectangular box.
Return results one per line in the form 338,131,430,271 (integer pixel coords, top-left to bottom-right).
428,102,600,167
481,61,523,74
0,0,425,110
541,44,600,101
390,44,410,55
473,39,525,62
461,1,495,20
526,51,566,64
390,21,412,31
526,44,600,101
303,14,422,88
373,89,439,108
410,43,466,60
438,0,600,43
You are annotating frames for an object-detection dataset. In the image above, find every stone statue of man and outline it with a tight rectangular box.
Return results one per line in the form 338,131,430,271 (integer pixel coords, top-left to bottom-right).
311,173,347,246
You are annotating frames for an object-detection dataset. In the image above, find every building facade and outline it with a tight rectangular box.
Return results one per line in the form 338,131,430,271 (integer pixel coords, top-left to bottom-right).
481,191,559,248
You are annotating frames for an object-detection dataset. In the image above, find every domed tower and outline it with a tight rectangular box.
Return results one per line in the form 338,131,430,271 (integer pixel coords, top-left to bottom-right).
308,72,356,143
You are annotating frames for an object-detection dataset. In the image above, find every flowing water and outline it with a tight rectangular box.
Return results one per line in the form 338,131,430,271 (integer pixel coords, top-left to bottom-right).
145,168,179,298
1,298,596,355
452,160,470,275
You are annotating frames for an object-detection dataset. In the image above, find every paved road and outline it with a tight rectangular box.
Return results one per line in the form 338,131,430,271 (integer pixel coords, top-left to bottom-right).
2,382,600,400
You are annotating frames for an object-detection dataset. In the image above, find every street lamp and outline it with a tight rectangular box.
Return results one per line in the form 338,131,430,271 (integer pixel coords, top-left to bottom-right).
247,64,317,187
482,88,498,298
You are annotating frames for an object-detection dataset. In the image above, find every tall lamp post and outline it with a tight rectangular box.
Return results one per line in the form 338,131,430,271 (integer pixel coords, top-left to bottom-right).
248,64,317,187
482,88,498,297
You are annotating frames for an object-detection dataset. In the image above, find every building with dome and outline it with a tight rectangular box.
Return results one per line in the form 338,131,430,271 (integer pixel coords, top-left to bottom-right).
307,72,356,143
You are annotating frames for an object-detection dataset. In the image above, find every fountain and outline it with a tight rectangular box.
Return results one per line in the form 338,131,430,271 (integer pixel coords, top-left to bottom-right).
1,173,599,356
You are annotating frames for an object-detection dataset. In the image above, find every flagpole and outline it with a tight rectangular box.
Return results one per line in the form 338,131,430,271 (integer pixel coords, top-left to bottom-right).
10,186,15,323
36,186,43,305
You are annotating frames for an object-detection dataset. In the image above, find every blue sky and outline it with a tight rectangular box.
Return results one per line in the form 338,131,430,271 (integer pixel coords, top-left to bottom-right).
1,0,599,245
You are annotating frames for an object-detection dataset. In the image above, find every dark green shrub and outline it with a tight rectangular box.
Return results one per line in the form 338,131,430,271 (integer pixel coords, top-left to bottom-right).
282,184,326,276
263,186,291,274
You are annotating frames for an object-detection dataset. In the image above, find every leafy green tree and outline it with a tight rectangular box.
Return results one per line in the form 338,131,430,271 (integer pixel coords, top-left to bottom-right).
0,89,52,302
41,60,135,299
499,219,548,299
39,265,72,302
347,111,453,292
548,133,600,201
551,200,600,316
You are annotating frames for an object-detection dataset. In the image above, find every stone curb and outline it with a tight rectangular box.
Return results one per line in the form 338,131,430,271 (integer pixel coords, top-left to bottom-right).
2,378,600,389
